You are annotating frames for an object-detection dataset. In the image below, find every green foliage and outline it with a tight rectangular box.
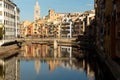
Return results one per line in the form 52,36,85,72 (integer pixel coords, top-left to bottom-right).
0,27,5,40
0,28,3,39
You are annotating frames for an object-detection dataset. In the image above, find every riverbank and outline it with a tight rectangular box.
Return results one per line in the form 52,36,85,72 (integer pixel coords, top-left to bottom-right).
0,44,19,59
0,40,23,60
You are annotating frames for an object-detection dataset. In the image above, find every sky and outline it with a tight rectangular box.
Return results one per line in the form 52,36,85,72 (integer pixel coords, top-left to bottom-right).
14,0,94,21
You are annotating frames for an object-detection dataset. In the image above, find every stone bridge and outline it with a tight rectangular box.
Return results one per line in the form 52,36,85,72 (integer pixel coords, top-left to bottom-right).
17,38,76,43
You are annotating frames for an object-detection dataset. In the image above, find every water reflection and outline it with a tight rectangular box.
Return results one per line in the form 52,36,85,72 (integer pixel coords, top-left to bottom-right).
0,43,96,80
35,59,40,74
0,54,20,80
19,43,95,80
21,44,73,58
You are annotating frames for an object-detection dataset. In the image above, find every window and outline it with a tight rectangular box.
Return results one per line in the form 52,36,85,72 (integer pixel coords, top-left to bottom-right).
118,32,120,38
0,20,2,23
0,3,2,7
36,10,38,13
0,11,2,15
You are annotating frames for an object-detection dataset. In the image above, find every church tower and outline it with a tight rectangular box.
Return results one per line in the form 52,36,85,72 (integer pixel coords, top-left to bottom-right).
34,0,40,21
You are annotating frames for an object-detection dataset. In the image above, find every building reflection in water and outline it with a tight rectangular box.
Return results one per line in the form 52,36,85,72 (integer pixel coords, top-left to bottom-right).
20,43,95,80
35,59,40,74
22,44,73,58
0,43,115,80
0,54,20,80
0,44,95,80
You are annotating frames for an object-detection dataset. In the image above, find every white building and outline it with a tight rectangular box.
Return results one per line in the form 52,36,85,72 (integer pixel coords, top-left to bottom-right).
61,16,73,38
0,0,20,40
79,10,95,35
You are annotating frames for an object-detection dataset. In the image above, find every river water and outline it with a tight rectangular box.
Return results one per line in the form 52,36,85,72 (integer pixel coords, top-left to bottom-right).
0,43,114,80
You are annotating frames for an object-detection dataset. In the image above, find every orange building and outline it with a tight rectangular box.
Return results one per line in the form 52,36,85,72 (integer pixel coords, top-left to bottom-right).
26,23,34,37
23,44,34,57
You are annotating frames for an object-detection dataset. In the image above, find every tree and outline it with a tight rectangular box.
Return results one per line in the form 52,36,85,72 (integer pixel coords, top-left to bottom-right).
0,27,2,39
0,24,5,40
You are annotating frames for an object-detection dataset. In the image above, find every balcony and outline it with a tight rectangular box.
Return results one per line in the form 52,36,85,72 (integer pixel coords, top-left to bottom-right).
62,22,70,25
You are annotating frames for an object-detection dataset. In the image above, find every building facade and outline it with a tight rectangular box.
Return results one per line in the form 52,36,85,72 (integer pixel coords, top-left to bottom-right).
20,21,32,38
0,0,20,40
116,0,120,57
79,10,95,36
94,0,120,58
20,0,95,39
61,16,73,38
20,9,95,39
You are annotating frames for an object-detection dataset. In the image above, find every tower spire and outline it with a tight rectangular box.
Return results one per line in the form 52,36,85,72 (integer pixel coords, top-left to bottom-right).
34,0,40,21
36,0,38,5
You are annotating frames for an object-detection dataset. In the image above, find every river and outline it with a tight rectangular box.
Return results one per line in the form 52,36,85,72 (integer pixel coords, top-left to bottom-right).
0,43,115,80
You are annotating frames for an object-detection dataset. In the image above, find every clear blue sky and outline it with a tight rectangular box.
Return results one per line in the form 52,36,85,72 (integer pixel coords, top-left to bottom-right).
14,0,94,21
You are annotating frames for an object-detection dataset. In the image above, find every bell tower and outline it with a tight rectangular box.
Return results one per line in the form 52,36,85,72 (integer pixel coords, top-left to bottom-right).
34,0,40,21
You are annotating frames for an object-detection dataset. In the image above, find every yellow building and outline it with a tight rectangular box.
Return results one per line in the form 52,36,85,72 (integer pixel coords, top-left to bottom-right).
44,9,65,22
20,21,32,37
48,9,59,21
33,20,48,38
